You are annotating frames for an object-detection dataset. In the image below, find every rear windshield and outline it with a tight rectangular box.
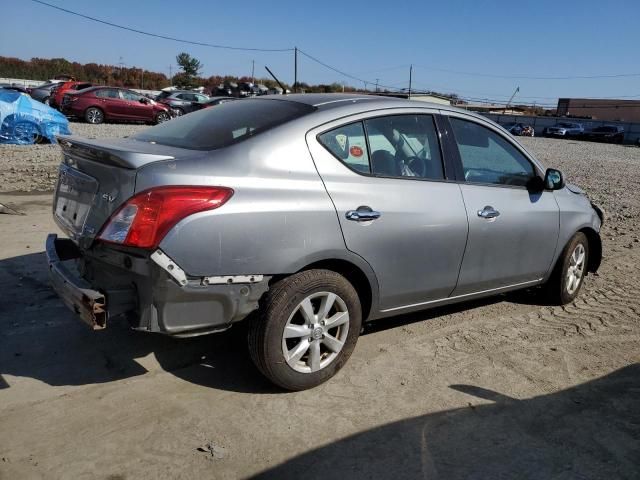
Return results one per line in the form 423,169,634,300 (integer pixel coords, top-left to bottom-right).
133,99,315,150
594,126,616,132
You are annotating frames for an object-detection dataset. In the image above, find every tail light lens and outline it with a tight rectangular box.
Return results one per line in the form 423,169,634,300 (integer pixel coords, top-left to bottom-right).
97,186,233,249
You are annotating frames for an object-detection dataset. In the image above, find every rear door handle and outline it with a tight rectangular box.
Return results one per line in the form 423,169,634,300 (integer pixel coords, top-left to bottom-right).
346,206,381,222
477,206,500,219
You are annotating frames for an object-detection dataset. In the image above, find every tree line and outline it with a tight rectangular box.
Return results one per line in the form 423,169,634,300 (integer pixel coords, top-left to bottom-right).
0,54,361,93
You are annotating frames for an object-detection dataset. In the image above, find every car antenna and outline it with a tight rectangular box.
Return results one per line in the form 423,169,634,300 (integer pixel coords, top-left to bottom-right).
265,66,288,95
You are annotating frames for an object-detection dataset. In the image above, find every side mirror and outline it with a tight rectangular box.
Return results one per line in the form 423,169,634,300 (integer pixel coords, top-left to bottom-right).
544,168,564,190
139,97,148,104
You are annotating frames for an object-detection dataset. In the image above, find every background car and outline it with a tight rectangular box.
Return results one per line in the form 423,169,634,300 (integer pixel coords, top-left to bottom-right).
543,122,584,138
29,82,60,105
51,81,93,109
156,90,210,116
503,123,534,137
61,86,171,124
584,125,625,144
46,94,603,391
200,96,238,109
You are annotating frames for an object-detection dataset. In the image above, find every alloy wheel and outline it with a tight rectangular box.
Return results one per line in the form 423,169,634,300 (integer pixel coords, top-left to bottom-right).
281,292,350,373
566,243,586,295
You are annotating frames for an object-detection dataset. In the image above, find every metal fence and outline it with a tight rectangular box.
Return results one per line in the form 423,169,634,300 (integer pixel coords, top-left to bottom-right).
482,113,640,145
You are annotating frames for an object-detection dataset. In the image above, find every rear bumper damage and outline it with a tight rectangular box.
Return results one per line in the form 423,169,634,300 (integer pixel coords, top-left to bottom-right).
45,234,270,336
47,234,109,329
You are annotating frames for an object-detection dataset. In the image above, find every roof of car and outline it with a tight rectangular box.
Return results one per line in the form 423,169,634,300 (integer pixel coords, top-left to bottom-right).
256,93,490,122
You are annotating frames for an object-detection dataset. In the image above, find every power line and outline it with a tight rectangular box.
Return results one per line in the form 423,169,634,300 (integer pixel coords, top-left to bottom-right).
413,64,640,80
29,0,294,52
297,49,401,91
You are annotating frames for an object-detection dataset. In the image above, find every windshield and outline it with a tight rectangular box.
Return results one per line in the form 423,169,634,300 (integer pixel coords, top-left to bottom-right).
594,126,616,132
133,98,315,150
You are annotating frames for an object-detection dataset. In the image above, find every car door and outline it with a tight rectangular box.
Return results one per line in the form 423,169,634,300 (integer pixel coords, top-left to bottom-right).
120,90,152,120
445,115,560,295
94,88,125,118
307,112,468,312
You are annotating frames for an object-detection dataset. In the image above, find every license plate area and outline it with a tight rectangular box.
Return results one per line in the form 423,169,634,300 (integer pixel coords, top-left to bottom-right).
54,164,99,237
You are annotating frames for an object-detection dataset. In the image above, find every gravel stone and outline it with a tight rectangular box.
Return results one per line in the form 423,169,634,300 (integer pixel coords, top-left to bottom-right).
0,121,150,193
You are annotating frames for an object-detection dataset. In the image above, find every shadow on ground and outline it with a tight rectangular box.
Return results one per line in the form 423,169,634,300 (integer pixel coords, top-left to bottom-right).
254,364,640,479
0,251,545,394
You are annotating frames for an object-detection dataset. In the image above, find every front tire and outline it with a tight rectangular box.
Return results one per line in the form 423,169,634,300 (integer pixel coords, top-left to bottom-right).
248,269,362,391
544,232,589,305
155,111,170,124
85,107,104,124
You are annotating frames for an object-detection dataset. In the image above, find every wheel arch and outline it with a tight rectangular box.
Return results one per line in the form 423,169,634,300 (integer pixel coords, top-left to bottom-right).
271,256,379,322
579,227,602,273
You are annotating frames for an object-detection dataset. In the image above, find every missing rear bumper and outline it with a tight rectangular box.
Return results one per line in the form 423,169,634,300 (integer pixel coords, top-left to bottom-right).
46,234,107,329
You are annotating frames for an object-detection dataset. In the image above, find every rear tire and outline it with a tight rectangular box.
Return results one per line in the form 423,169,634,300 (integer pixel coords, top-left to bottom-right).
543,232,589,305
85,107,104,124
248,269,362,391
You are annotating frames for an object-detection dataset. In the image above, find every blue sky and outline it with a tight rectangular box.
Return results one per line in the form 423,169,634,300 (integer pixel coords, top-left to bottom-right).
1,0,639,105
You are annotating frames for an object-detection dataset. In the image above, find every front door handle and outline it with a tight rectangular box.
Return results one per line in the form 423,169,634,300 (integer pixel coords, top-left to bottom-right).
477,206,500,219
346,206,381,222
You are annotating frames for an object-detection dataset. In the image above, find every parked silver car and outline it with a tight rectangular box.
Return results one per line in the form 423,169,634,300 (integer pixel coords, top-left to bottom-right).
46,94,603,390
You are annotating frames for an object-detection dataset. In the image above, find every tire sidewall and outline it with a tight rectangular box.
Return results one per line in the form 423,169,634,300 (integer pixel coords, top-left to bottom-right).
558,232,589,304
259,270,362,390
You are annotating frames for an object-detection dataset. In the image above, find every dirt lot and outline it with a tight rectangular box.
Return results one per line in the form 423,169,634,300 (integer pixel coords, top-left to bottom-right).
0,130,639,479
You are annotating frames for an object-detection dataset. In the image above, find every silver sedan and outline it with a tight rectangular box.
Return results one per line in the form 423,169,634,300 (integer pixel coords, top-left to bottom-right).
46,94,603,390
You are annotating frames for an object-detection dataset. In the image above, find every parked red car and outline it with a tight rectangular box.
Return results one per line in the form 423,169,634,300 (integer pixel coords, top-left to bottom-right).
61,87,171,124
51,81,93,109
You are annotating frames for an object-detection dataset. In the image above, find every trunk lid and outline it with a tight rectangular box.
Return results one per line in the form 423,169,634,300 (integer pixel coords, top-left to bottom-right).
53,135,198,248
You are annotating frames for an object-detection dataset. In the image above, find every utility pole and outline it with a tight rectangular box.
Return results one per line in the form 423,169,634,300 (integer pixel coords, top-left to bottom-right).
375,78,379,93
141,68,144,89
294,47,298,93
169,65,173,86
251,60,255,84
408,65,413,99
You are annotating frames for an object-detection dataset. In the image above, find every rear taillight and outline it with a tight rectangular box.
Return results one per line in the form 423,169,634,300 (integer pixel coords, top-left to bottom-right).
97,186,233,249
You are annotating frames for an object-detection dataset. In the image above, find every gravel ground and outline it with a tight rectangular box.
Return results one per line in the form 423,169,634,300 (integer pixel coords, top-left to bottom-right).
0,128,639,479
0,121,149,192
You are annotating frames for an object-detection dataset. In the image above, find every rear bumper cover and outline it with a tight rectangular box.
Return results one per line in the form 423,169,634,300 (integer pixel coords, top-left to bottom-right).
46,234,270,336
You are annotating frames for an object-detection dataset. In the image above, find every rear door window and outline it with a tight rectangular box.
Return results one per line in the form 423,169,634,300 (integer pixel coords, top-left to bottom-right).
318,115,444,180
95,89,120,99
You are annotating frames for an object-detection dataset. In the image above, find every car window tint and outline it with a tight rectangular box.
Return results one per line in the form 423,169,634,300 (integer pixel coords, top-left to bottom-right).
95,89,119,99
318,122,370,173
134,98,315,150
450,117,534,187
365,115,444,180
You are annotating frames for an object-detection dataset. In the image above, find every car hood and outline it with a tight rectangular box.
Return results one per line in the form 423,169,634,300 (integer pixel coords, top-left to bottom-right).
566,183,586,195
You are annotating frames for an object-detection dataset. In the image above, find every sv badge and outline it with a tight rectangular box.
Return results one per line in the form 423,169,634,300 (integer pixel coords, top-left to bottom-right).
102,193,117,203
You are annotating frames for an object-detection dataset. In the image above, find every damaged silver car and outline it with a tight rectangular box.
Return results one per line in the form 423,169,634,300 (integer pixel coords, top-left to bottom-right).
47,94,603,390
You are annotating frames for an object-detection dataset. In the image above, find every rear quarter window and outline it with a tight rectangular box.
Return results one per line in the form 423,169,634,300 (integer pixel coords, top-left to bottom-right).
133,99,315,150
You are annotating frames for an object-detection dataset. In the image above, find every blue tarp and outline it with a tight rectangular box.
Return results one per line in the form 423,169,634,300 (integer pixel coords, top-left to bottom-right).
0,89,70,145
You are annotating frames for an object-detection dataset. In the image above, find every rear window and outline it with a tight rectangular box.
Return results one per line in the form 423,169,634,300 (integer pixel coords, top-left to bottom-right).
133,99,315,150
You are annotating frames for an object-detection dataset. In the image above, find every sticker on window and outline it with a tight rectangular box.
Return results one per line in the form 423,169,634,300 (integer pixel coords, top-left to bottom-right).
350,145,364,157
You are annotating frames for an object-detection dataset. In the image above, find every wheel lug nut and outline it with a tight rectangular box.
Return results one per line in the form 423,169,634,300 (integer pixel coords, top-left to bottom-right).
320,320,325,326
308,338,313,343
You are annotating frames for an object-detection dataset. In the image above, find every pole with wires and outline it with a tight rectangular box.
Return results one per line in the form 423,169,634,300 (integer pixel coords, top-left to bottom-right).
294,47,298,93
408,64,412,99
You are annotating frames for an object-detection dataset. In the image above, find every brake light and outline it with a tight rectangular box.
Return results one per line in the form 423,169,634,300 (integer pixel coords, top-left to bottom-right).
97,186,233,249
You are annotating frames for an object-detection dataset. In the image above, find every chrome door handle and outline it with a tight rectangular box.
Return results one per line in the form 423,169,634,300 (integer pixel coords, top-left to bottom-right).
477,206,500,219
346,206,381,222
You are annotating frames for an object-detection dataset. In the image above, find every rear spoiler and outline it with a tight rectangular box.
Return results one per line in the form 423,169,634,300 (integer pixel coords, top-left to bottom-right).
56,135,175,169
